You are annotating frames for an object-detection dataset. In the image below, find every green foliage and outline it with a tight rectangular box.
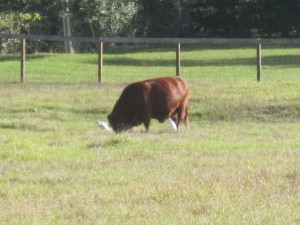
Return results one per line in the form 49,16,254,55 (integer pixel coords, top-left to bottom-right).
0,12,21,53
1,0,300,54
134,0,183,37
74,0,138,37
190,0,300,38
19,13,42,21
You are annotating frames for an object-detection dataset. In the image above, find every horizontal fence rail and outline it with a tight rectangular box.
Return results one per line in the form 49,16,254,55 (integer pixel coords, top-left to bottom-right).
1,33,300,45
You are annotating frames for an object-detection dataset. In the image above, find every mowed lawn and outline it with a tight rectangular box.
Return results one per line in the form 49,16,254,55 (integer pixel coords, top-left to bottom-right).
0,46,299,224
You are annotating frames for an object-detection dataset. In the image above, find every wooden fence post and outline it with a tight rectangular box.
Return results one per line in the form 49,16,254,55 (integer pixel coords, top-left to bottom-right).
176,43,180,76
98,41,103,83
257,44,261,82
21,39,26,83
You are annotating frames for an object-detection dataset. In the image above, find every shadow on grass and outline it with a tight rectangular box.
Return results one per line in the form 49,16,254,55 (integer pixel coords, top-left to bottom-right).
103,57,256,67
104,43,300,54
0,54,48,62
1,50,299,67
0,121,50,132
98,55,300,67
190,103,300,123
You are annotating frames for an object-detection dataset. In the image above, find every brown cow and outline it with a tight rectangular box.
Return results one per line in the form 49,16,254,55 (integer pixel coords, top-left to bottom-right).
107,76,189,133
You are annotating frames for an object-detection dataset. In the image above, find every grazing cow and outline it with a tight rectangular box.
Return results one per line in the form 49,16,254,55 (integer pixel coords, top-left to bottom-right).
107,76,189,133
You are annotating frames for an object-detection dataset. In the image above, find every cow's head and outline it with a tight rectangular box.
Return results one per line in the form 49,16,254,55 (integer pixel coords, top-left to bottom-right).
107,114,132,133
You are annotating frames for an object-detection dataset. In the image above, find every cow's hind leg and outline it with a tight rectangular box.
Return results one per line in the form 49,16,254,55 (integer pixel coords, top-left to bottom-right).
183,107,189,129
177,109,183,132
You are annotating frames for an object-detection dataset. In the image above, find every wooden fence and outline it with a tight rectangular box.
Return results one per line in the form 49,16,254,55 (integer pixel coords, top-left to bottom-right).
1,33,300,83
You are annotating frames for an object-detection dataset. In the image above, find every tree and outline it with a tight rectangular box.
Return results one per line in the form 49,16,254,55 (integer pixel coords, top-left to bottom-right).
256,0,300,37
0,0,42,53
190,0,255,37
73,0,138,37
134,0,185,37
190,0,300,38
1,0,299,54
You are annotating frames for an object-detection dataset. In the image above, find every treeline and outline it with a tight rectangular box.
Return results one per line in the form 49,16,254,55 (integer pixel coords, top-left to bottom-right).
1,0,300,52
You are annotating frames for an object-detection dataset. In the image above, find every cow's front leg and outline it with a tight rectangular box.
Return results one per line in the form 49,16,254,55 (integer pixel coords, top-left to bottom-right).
142,103,151,132
141,110,151,132
143,116,151,132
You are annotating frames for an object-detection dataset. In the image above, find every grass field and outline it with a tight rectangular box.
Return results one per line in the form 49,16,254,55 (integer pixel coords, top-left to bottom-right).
0,46,299,224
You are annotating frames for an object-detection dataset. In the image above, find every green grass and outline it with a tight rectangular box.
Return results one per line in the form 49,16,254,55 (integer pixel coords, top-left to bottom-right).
1,44,299,83
0,46,299,224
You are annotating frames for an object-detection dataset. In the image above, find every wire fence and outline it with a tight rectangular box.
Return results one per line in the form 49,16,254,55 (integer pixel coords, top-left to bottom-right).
0,34,299,84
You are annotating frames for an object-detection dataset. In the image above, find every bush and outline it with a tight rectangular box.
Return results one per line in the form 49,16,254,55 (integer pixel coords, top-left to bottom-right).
0,12,21,54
